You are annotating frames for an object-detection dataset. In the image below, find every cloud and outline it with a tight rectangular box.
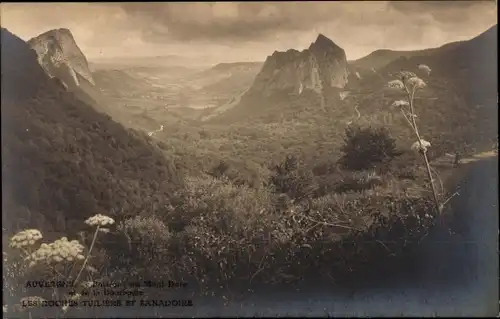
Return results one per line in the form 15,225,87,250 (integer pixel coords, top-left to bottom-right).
118,2,395,43
117,1,497,44
0,1,497,61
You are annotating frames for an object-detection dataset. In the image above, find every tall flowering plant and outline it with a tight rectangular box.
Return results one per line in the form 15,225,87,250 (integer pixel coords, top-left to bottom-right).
3,214,115,318
387,65,443,216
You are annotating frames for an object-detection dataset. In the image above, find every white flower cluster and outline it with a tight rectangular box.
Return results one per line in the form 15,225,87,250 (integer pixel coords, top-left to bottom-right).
25,237,85,267
418,64,432,75
85,214,115,227
387,80,405,90
407,77,427,90
392,100,410,107
9,229,43,249
411,139,431,152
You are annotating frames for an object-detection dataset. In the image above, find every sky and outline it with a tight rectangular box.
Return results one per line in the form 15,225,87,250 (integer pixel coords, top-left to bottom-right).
1,1,497,63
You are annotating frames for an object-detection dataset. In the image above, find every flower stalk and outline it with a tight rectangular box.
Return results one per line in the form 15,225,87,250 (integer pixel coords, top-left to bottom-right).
390,68,442,216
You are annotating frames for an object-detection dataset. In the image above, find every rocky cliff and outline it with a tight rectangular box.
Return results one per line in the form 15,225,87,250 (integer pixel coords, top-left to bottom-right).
247,34,349,97
28,28,95,90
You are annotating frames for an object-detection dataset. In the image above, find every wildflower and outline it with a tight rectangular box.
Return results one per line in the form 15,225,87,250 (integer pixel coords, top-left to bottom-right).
85,214,115,227
417,64,432,76
387,80,405,90
411,139,431,153
392,100,409,107
9,229,43,249
25,237,85,267
407,77,426,90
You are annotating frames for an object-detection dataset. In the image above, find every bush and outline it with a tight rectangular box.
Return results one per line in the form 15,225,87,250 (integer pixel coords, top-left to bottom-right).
209,160,230,179
376,150,423,180
339,125,398,171
168,176,273,232
105,216,174,282
269,155,317,202
334,170,384,193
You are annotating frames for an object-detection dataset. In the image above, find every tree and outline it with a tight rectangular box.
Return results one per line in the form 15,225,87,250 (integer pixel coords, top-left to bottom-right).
339,126,398,171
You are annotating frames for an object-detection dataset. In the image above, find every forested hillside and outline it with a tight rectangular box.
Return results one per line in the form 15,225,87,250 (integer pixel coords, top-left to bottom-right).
1,28,182,236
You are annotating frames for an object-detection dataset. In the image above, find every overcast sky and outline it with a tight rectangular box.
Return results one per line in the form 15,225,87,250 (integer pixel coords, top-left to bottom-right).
1,1,497,63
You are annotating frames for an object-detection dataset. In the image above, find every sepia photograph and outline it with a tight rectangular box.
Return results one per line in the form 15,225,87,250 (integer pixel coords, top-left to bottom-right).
1,1,498,317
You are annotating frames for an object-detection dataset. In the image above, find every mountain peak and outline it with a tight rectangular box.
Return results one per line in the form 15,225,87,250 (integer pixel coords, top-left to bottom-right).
242,33,349,102
316,33,332,44
38,28,74,38
310,33,344,53
28,28,95,87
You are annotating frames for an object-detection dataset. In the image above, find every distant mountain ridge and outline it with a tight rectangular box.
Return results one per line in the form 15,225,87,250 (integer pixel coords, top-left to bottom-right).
349,42,463,71
210,62,264,72
378,24,497,107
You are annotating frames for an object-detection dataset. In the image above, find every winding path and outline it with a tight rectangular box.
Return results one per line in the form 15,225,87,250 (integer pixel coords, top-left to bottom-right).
147,124,164,137
346,104,361,126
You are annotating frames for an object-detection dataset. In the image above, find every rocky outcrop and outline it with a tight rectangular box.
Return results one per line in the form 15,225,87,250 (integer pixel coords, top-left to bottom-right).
28,28,95,90
247,34,349,97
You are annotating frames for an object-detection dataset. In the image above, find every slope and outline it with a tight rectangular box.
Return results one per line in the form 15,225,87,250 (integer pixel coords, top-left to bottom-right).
1,28,183,236
349,41,463,71
346,25,498,155
378,24,497,107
